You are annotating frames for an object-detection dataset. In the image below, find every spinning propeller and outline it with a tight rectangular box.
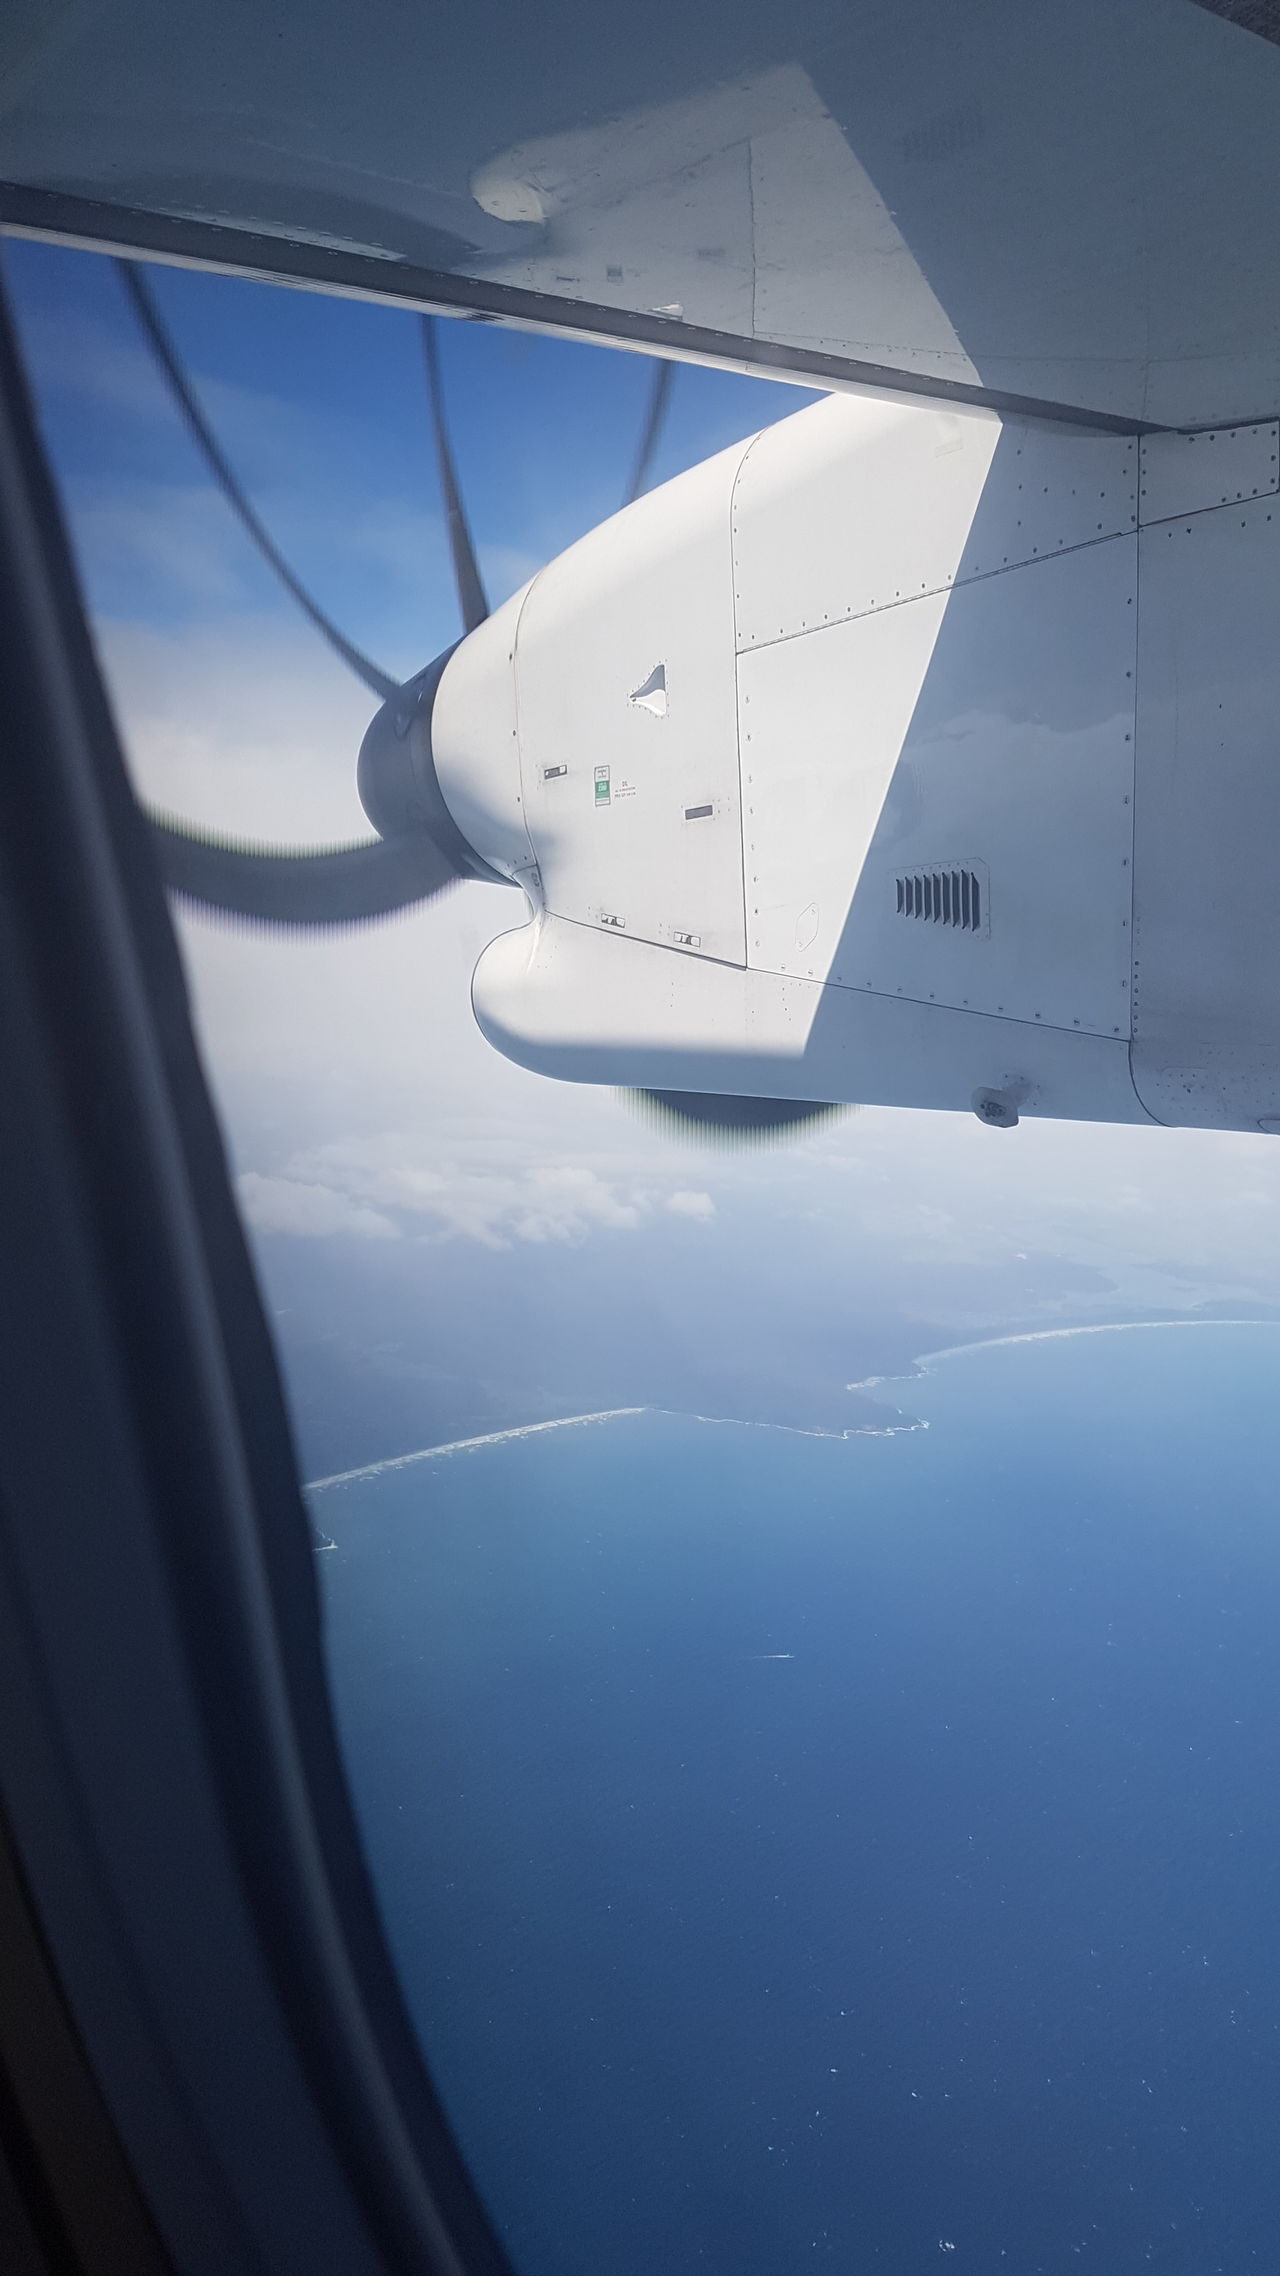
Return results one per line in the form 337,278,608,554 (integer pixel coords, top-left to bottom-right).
122,262,836,1137
122,261,548,927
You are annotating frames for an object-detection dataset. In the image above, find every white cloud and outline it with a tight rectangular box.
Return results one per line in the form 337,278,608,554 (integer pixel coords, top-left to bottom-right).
510,1163,644,1241
666,1189,716,1221
237,1170,397,1240
97,616,376,841
242,1134,729,1251
280,1138,662,1249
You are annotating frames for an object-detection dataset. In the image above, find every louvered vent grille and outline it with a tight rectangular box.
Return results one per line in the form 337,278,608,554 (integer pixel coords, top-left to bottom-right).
896,867,982,931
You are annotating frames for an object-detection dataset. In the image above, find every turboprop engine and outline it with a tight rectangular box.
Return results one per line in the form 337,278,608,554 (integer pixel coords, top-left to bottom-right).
148,294,1280,1141
420,386,1280,1135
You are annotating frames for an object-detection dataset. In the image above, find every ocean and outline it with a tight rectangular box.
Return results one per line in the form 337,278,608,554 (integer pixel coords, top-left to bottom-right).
314,1322,1280,2274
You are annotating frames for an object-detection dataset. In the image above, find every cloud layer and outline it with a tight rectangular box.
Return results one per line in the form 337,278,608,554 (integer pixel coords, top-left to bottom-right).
240,1136,714,1249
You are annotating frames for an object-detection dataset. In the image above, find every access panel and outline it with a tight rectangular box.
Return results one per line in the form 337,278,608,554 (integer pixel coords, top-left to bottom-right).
514,442,749,965
738,535,1138,1038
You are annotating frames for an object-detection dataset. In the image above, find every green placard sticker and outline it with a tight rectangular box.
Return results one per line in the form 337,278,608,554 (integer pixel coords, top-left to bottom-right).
594,766,611,805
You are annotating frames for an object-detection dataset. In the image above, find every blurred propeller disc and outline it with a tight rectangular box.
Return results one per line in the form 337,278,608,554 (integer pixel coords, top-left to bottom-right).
624,360,676,505
150,815,465,928
421,315,490,634
627,1091,847,1147
116,261,401,701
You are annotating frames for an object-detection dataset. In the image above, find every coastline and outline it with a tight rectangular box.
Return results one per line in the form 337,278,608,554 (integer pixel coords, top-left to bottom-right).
307,1316,1280,1500
849,1314,1280,1399
305,1398,924,1499
308,1407,648,1493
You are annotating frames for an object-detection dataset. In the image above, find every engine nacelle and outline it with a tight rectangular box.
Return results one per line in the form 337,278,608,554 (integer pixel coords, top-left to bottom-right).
430,388,1280,1131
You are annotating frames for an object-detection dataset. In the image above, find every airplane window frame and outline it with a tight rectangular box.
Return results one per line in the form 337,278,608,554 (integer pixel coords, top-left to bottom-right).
0,268,513,2276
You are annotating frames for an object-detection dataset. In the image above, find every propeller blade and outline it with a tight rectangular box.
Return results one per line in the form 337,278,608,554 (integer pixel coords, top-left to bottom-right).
421,316,490,634
150,817,462,928
624,360,676,506
630,1091,846,1146
116,260,400,703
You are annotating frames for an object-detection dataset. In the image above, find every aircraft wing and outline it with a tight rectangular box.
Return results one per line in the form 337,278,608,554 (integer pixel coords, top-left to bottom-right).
2,0,1279,426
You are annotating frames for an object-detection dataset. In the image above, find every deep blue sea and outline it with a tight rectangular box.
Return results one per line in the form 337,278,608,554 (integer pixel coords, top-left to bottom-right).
315,1323,1280,2276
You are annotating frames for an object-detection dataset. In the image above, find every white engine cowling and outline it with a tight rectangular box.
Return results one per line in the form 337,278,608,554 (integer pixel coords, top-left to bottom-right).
430,387,1280,1132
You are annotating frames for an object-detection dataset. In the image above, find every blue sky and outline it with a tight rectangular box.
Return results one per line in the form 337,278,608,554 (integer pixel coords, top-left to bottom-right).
7,234,1280,1474
4,237,820,665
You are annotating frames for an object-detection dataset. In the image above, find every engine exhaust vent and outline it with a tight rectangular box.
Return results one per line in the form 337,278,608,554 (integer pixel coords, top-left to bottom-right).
896,867,982,931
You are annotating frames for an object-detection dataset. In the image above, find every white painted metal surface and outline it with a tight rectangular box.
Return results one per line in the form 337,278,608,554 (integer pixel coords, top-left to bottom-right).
1138,424,1279,525
510,442,753,963
472,68,983,390
472,913,1151,1123
432,385,1280,1135
433,587,535,882
738,539,1137,1035
738,592,950,990
748,83,979,384
1133,492,1280,1128
731,393,1135,649
19,0,1280,428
